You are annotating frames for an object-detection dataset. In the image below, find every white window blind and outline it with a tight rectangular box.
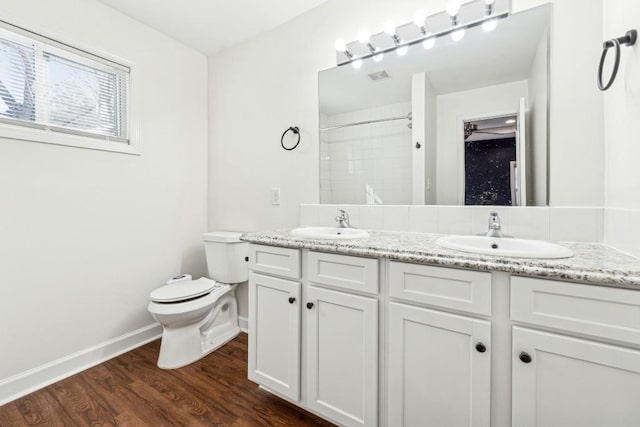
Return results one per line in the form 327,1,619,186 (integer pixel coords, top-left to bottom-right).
0,22,130,143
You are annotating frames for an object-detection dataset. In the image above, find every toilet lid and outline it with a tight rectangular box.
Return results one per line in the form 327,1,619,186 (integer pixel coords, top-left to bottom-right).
150,277,218,303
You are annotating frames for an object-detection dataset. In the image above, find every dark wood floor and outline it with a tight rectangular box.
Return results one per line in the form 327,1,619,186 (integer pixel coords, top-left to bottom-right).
0,333,334,426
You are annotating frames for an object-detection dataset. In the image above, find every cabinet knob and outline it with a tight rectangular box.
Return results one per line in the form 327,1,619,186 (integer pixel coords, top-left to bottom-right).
519,352,532,364
475,342,487,353
306,302,314,309
288,297,296,304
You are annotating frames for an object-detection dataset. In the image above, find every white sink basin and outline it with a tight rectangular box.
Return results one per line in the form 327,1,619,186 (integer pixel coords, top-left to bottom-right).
436,235,573,259
290,226,370,240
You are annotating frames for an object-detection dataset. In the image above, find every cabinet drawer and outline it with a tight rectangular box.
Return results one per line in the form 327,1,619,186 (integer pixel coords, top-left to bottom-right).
248,244,300,279
389,262,491,316
511,276,640,345
307,252,378,295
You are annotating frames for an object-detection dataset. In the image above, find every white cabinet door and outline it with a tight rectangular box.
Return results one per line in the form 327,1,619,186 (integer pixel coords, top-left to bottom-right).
512,327,640,427
388,302,491,427
305,285,378,427
248,272,301,401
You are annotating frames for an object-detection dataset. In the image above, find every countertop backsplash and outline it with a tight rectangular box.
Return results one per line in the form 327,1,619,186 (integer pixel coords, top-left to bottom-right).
300,204,604,243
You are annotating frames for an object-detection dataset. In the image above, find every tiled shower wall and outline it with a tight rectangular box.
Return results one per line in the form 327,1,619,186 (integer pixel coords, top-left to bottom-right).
300,204,605,244
320,102,412,205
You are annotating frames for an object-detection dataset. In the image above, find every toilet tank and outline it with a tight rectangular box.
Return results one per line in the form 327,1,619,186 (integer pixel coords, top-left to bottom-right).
203,231,249,284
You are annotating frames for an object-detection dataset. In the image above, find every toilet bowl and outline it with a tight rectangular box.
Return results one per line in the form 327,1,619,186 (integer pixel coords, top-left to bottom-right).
147,231,248,369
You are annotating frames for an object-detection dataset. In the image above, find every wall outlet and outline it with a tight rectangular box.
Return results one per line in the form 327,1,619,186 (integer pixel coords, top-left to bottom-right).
271,187,281,205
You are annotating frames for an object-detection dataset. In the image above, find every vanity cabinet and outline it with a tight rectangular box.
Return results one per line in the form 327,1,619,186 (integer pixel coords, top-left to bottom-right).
306,285,378,426
388,302,491,427
388,262,492,427
247,241,640,427
511,327,640,427
247,272,301,401
248,244,379,427
510,276,640,427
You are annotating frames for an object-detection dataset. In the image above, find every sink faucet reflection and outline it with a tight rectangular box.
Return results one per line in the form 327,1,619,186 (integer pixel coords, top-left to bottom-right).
335,209,352,228
486,211,503,238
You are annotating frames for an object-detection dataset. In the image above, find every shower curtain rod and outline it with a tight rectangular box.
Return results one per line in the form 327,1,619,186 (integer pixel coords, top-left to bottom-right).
320,112,412,132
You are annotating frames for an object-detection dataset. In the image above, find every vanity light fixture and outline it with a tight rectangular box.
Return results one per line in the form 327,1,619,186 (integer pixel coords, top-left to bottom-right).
422,37,436,50
358,29,377,53
446,0,465,41
333,0,510,66
451,28,465,41
445,0,461,18
483,0,498,32
397,45,409,56
414,9,436,49
413,10,428,34
384,20,410,56
334,38,353,59
384,20,402,45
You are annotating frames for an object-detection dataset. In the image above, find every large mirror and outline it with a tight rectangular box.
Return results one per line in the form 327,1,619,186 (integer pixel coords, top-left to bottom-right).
319,4,550,206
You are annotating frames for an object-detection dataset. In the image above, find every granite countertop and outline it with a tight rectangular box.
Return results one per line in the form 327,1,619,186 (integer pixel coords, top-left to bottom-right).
240,230,640,290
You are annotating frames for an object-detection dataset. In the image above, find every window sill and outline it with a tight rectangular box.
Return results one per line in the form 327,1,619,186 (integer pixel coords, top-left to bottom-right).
0,122,141,155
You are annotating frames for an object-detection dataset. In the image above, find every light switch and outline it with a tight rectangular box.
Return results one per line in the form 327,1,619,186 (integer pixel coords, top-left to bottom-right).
271,187,281,205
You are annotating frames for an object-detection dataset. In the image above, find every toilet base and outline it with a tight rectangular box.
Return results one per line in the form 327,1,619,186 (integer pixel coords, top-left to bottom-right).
156,291,240,369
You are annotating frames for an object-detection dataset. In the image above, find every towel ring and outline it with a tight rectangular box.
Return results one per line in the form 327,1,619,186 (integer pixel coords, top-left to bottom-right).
281,126,301,151
598,30,637,91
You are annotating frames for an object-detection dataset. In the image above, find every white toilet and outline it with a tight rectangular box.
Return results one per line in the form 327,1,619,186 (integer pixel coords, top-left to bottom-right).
147,231,248,369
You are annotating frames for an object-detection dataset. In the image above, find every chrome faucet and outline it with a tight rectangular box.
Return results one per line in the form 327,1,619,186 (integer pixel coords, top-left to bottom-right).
486,211,503,238
335,209,352,228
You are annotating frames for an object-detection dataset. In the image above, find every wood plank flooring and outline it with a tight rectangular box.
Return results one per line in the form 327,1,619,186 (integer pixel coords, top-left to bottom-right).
0,333,335,426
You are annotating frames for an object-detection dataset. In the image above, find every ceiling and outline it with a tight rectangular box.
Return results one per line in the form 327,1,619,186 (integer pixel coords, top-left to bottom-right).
96,0,329,55
319,4,550,115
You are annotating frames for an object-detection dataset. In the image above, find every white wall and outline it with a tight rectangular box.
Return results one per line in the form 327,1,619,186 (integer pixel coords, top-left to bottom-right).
527,27,549,206
435,80,529,205
0,0,208,395
603,0,640,258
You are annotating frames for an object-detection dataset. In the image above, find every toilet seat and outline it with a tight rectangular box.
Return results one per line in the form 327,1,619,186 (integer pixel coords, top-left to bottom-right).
150,277,225,303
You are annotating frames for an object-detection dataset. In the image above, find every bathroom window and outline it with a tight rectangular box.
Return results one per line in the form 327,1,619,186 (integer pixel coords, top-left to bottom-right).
0,21,137,154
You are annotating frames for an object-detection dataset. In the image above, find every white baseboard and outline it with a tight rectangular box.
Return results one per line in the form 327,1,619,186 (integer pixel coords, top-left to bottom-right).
238,316,249,333
0,323,162,406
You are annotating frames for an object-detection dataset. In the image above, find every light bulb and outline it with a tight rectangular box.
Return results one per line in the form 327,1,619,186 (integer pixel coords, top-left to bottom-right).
422,37,436,50
446,0,461,17
413,10,427,27
384,20,397,37
357,29,370,44
397,45,409,56
451,28,465,41
373,52,384,62
352,58,363,69
482,18,497,32
334,38,347,52
485,0,495,4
